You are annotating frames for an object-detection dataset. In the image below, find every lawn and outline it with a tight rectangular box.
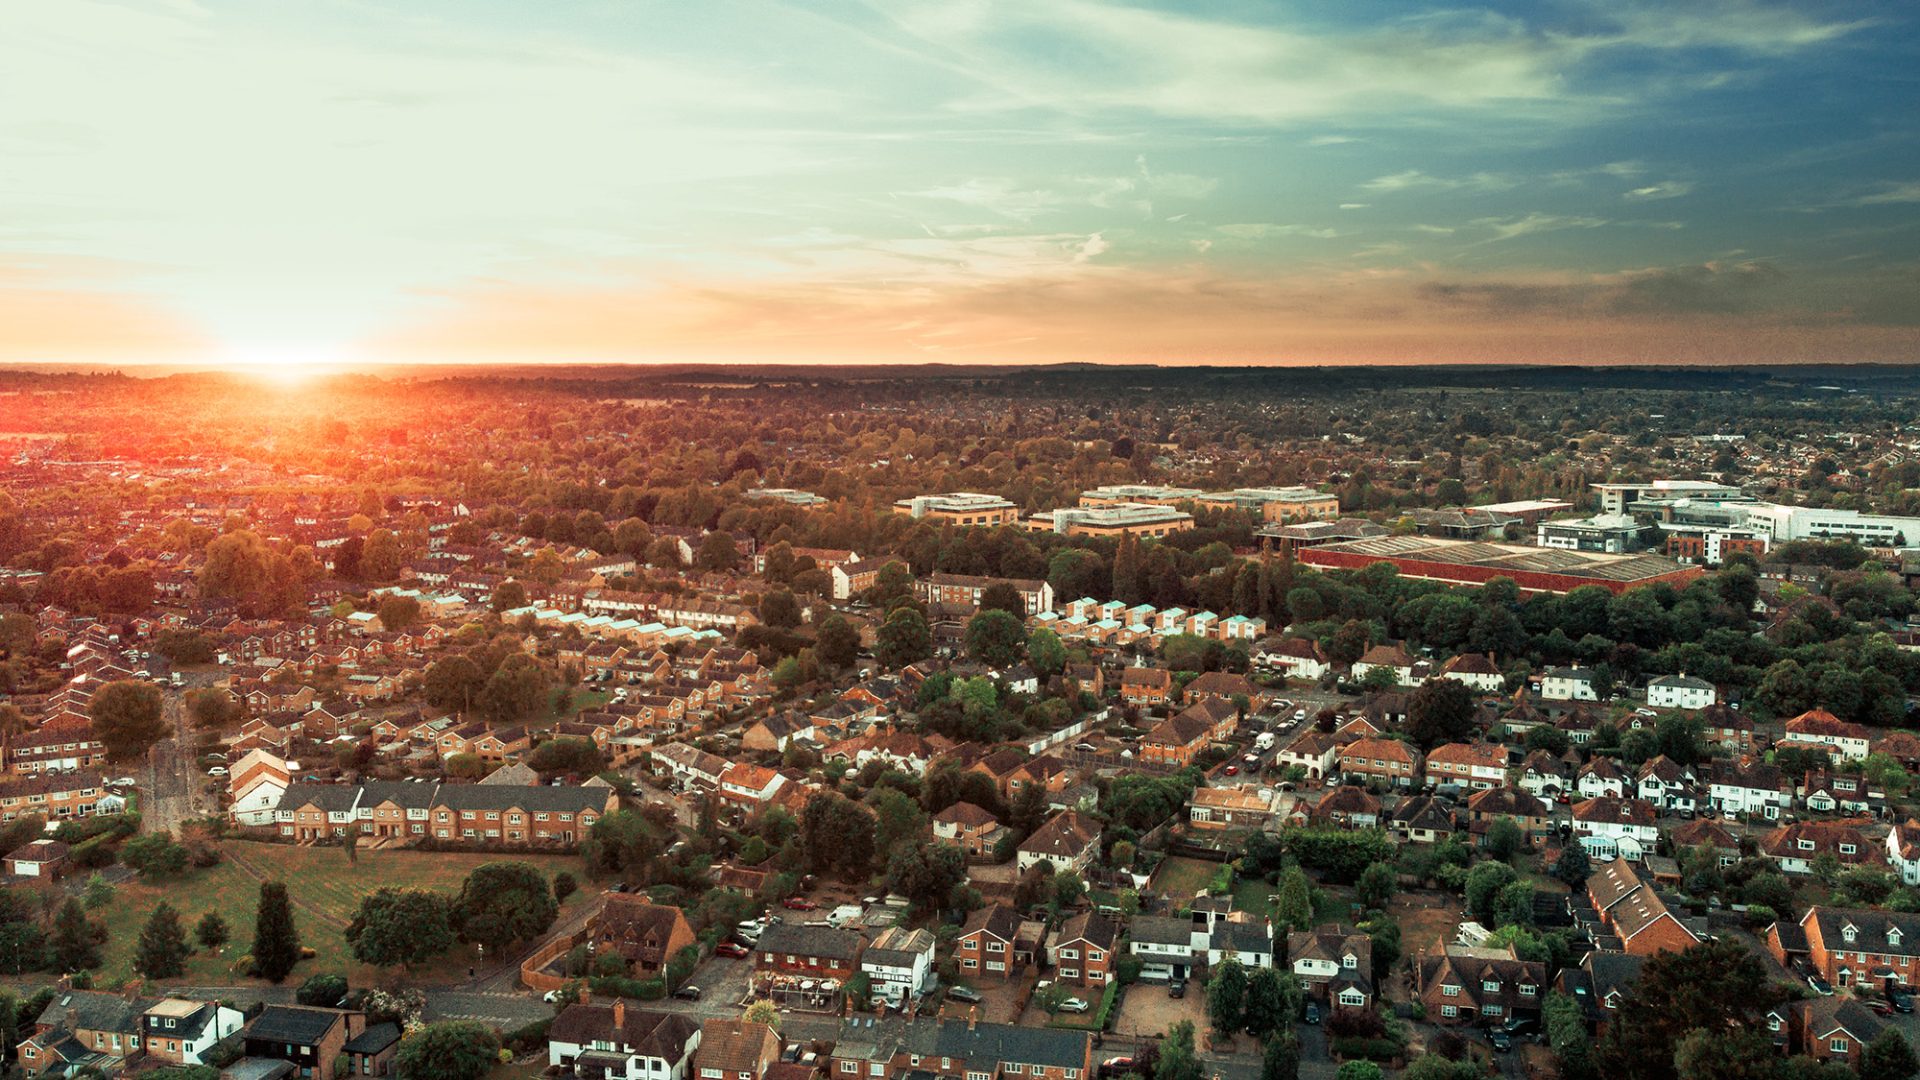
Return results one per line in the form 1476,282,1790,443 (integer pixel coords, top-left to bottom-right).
85,840,588,991
1150,856,1224,902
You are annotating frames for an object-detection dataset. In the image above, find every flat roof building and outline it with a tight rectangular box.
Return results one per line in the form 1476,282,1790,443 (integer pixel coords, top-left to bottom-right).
745,488,827,506
1026,503,1195,538
1079,484,1204,507
892,492,1019,527
1296,536,1703,595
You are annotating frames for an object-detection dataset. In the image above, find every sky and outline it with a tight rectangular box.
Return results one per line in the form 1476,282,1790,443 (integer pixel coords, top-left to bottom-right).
2,0,1917,368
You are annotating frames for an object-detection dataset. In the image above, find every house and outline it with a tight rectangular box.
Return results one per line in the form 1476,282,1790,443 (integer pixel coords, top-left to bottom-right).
595,897,699,977
1015,811,1100,874
693,1018,780,1080
1634,756,1697,813
19,990,156,1076
1669,818,1743,867
956,905,1032,979
1646,674,1716,710
1183,671,1256,708
1516,750,1573,801
1189,785,1279,830
1569,797,1659,861
1119,667,1173,708
1128,915,1200,982
741,713,805,754
1540,666,1600,702
1781,709,1873,762
1778,907,1920,992
754,924,865,982
1393,795,1457,844
1802,769,1877,815
1336,738,1422,789
1698,704,1756,753
1313,785,1382,828
1790,998,1887,1066
342,1023,402,1079
1706,757,1788,820
1585,860,1700,956
1575,758,1628,800
1288,924,1374,1009
4,838,69,878
549,1000,703,1080
0,771,111,823
828,1016,1092,1080
1889,820,1920,886
1207,915,1276,969
862,926,938,1002
933,802,1005,857
1761,820,1880,875
1050,912,1122,987
243,1006,366,1080
1552,952,1645,1037
1438,653,1504,692
1414,943,1546,1025
1256,638,1330,681
1351,644,1416,685
1277,732,1338,780
1425,742,1508,790
716,763,788,812
142,998,247,1068
1463,787,1553,841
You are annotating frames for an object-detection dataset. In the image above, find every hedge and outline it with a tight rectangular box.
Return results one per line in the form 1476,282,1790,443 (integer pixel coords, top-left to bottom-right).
1094,981,1122,1031
588,975,666,1001
1330,1036,1402,1062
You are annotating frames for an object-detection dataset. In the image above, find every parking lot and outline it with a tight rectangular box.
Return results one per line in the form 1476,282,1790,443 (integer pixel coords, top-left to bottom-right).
1110,981,1208,1041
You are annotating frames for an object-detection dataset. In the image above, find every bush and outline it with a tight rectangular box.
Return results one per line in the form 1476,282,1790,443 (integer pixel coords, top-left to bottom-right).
1330,1037,1402,1062
1094,980,1121,1031
587,975,665,1000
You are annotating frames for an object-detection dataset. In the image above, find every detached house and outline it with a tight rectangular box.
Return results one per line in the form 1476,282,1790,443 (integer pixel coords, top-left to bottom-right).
1789,998,1887,1066
1288,925,1374,1010
1438,653,1503,692
1050,912,1121,987
1646,674,1716,710
957,905,1038,979
1570,797,1659,861
1539,666,1600,702
1781,709,1872,762
596,897,698,977
1351,644,1416,686
1336,738,1421,789
1762,820,1880,875
693,1018,780,1080
1015,811,1100,874
1425,742,1508,790
1118,668,1172,707
548,1000,702,1080
1415,944,1546,1026
1586,860,1700,957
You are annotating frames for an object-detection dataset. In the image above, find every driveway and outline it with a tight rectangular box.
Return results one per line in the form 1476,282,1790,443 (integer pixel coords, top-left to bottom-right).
1112,982,1207,1042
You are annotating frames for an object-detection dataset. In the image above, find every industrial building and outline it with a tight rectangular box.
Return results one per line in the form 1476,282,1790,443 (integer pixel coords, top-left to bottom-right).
1295,536,1704,594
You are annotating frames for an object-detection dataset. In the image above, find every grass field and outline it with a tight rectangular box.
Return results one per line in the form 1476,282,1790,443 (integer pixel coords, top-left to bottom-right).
1150,856,1224,902
87,840,587,990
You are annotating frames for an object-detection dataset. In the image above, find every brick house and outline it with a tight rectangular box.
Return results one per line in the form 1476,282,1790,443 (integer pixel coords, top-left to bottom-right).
753,924,865,982
242,1005,366,1080
693,1018,780,1080
1050,912,1121,987
596,896,699,977
1790,998,1887,1066
1414,944,1546,1026
1586,860,1700,957
1336,738,1422,789
1772,907,1920,992
1425,742,1508,790
1119,667,1173,707
1140,709,1214,768
956,905,1026,979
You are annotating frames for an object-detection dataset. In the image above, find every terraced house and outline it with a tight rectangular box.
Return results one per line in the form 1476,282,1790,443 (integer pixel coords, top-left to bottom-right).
272,780,617,846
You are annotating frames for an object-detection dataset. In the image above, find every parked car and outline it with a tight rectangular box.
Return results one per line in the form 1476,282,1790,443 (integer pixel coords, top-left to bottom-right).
1223,765,1239,776
206,766,228,777
1074,743,1099,753
947,986,983,1004
673,985,702,1001
1807,973,1835,996
1058,997,1090,1014
1892,992,1915,1014
716,942,750,958
1869,999,1896,1017
1304,1002,1320,1024
782,897,819,910
1488,1030,1512,1053
1099,1058,1136,1079
543,989,565,1003
1503,1017,1540,1040
1167,978,1186,999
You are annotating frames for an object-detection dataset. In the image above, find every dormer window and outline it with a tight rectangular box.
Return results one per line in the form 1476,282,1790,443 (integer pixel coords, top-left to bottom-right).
1890,929,1904,947
1343,955,1357,969
1844,926,1859,944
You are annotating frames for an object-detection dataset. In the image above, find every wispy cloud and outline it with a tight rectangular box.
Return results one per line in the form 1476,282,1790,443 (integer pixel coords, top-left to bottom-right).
1472,213,1609,242
1625,181,1694,200
1361,170,1514,193
1846,181,1920,206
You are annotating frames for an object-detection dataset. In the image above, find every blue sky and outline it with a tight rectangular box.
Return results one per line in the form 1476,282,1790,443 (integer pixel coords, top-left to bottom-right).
2,0,1915,366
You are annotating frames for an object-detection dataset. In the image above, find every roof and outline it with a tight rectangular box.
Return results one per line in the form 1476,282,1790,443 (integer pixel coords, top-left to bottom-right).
36,991,155,1035
550,1004,699,1058
935,801,1000,828
697,1018,780,1074
757,922,864,961
1130,915,1194,947
932,1017,1090,1069
342,1022,403,1055
1057,912,1122,951
1301,535,1695,584
961,904,1023,942
1019,811,1099,859
247,1005,347,1045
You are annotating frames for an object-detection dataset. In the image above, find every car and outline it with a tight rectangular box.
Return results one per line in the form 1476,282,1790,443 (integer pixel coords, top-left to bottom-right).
947,986,983,1004
1325,775,1341,787
1488,1031,1512,1053
1168,978,1186,999
715,942,750,957
1807,973,1835,996
206,765,228,777
673,985,702,1001
1223,765,1239,776
1243,753,1260,765
108,776,136,788
1074,743,1099,753
1099,1058,1136,1078
1503,1017,1540,1040
1058,997,1091,1014
1893,993,1915,1015
782,897,819,910
1294,709,1308,722
1869,999,1896,1016
1304,1002,1320,1024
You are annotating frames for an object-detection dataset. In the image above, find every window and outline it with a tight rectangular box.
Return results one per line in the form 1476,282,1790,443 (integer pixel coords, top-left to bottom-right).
986,941,1006,953
1841,844,1857,856
1483,1005,1503,1016
1831,1039,1850,1055
1441,1005,1458,1018
963,959,978,969
1482,980,1501,992
1088,951,1104,962
1062,969,1079,979
1061,949,1079,960
1442,985,1460,997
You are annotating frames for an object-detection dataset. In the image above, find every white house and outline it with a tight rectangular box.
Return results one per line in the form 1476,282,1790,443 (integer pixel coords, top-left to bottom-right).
1128,915,1200,983
548,1001,701,1080
1540,666,1600,702
1889,820,1920,887
1276,733,1339,781
1707,760,1788,820
861,926,936,1002
1576,758,1628,800
1255,639,1330,681
1571,797,1659,861
1635,757,1697,813
228,748,292,827
143,999,247,1067
1646,674,1716,711
1438,653,1505,693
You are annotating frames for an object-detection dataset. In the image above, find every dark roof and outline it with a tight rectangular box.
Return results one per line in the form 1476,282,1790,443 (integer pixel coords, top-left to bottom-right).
961,904,1023,943
35,991,154,1035
757,922,864,961
247,1005,348,1046
342,1022,402,1055
550,1004,699,1059
1128,915,1192,947
932,1018,1089,1070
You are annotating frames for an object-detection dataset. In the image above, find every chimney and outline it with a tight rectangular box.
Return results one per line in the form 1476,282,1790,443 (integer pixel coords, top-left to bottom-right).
613,999,626,1029
579,987,591,1005
65,1008,80,1034
968,1006,977,1032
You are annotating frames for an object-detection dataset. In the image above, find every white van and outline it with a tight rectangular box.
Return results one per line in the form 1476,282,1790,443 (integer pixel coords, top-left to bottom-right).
826,904,865,929
1254,732,1276,751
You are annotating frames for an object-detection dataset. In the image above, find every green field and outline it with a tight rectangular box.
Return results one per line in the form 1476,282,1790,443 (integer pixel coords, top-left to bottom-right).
81,841,587,990
1150,856,1223,901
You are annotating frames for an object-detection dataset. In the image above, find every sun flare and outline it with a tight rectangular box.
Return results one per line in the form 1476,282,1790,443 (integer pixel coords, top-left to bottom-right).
216,344,341,387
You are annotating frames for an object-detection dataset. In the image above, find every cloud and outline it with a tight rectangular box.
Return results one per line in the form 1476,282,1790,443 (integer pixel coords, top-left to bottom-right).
1625,181,1694,200
1847,181,1920,206
1073,233,1110,263
1361,170,1513,194
1339,203,1369,210
1307,135,1360,146
1472,213,1609,241
1215,224,1341,240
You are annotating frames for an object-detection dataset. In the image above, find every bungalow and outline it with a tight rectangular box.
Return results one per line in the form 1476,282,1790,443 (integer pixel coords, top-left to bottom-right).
1189,785,1279,831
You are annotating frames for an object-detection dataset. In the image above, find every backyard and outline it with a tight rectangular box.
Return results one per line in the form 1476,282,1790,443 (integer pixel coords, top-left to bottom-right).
84,840,587,990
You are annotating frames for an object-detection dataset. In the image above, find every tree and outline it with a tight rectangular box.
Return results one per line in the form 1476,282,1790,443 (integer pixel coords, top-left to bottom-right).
1262,1033,1299,1080
423,655,485,712
885,841,968,912
347,888,455,970
375,594,422,633
1158,1021,1203,1080
1484,818,1523,863
979,583,1026,617
1406,678,1475,750
134,903,190,979
1552,843,1592,889
196,911,229,952
1671,1029,1781,1080
760,590,802,628
1273,865,1314,931
1336,1063,1383,1080
815,615,859,670
251,881,301,983
799,792,876,880
450,862,557,955
1207,956,1248,1032
1244,966,1291,1039
1864,1029,1920,1080
89,680,168,762
1544,990,1594,1080
1465,861,1518,924
1355,861,1396,911
185,687,241,731
479,654,552,723
1597,939,1787,1080
875,608,931,668
394,1021,501,1080
743,999,781,1030
50,898,101,972
122,834,191,878
527,737,605,777
964,609,1027,669
490,579,527,613
868,787,928,865
1027,627,1068,679
695,532,741,572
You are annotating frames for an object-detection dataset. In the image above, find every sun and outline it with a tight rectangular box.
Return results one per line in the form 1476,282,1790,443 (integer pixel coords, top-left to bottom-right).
216,343,342,387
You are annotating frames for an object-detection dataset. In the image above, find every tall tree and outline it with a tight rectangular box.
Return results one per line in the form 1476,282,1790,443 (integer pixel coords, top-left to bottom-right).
1597,939,1786,1080
251,881,301,983
1157,1021,1203,1080
88,680,169,762
347,888,455,970
394,1021,501,1080
1273,865,1314,932
1262,1033,1299,1080
1405,678,1475,750
196,912,229,953
134,903,190,979
814,615,860,670
964,609,1027,669
1207,956,1248,1033
450,863,557,955
1244,967,1291,1039
1864,1029,1920,1080
875,608,931,668
49,898,101,973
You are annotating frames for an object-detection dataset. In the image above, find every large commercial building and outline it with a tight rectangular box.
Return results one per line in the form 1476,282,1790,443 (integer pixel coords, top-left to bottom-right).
1079,484,1204,507
1594,481,1920,549
891,492,1019,526
1537,513,1649,554
1593,481,1749,516
1079,484,1340,523
1295,536,1704,595
1026,502,1195,538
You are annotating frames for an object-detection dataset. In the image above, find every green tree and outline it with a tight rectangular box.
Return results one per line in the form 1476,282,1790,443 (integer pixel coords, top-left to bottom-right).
1464,861,1518,924
423,655,485,712
815,615,860,670
1207,956,1248,1032
1484,817,1523,863
1336,1063,1384,1080
347,888,455,971
964,609,1028,669
1405,678,1475,750
760,590,802,629
479,654,552,723
1553,843,1593,889
1244,966,1291,1039
450,862,557,955
1863,1029,1920,1080
1355,861,1397,911
134,903,190,980
867,787,928,867
1671,1029,1780,1080
88,680,168,762
1544,990,1595,1080
1273,865,1315,932
1158,1021,1204,1080
875,608,931,668
1597,938,1787,1080
1027,627,1068,679
251,881,301,983
394,1021,501,1080
195,911,229,952
50,898,102,972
